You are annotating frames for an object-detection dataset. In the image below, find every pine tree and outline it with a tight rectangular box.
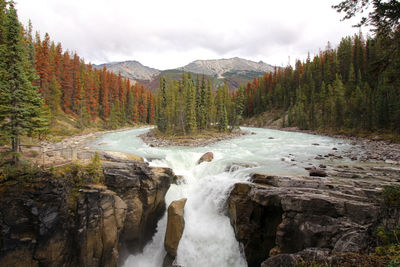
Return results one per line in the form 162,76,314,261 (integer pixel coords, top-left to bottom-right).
157,77,168,132
205,78,214,125
216,86,228,132
234,86,245,128
185,79,197,133
0,2,47,163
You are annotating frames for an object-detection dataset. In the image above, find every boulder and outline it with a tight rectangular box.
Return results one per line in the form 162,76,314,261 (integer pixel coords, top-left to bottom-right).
164,198,187,258
197,152,214,164
309,167,327,177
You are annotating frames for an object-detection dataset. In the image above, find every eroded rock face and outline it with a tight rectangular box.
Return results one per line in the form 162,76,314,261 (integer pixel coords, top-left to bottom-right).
164,198,187,258
76,187,127,267
0,158,176,267
228,174,397,267
197,152,214,164
103,160,176,253
0,176,126,267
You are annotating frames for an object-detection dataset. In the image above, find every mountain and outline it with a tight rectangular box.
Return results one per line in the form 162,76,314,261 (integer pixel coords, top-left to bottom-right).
180,57,275,78
94,60,160,81
96,57,277,91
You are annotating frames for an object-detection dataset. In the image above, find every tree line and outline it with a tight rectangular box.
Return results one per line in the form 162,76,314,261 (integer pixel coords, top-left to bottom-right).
240,31,400,134
155,73,244,134
33,33,155,130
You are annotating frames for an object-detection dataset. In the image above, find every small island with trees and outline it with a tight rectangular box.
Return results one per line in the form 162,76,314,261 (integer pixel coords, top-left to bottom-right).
140,73,247,147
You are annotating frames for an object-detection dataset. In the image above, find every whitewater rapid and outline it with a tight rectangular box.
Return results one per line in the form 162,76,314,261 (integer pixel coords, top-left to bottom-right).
91,127,350,267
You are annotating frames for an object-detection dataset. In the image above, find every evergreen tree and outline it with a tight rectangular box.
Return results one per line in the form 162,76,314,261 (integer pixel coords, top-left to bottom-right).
48,75,61,123
185,79,197,133
157,77,168,132
0,2,47,163
233,86,245,128
216,86,228,132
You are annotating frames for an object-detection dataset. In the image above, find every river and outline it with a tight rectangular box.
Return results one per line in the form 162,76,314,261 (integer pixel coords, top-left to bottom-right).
91,127,351,267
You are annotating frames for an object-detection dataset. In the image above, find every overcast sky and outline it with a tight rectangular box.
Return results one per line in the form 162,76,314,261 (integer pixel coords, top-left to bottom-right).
16,0,365,70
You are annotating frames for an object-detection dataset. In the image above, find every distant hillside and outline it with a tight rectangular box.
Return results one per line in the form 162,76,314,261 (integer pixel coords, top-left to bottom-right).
94,60,160,81
98,57,278,91
180,57,275,78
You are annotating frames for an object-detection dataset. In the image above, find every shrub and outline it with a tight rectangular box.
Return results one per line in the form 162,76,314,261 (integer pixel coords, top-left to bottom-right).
381,185,400,206
52,152,104,185
86,152,104,184
375,225,400,265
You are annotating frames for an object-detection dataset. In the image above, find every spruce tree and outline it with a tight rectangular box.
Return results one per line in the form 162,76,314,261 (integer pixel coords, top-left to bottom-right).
185,79,197,133
157,77,168,132
0,2,46,163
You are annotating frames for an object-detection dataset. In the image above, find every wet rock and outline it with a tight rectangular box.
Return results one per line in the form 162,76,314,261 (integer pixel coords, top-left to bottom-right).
197,152,214,164
332,147,338,150
309,167,327,177
312,143,320,146
225,163,257,172
164,198,187,258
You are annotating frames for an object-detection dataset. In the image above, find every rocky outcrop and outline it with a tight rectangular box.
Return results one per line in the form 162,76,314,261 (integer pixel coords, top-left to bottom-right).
0,158,176,267
0,176,126,267
164,198,187,257
76,186,127,267
260,248,386,267
102,159,176,253
228,174,398,267
197,152,214,164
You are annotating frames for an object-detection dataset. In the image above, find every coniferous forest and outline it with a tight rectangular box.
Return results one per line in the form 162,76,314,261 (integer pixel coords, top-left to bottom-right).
155,32,400,136
0,1,154,162
32,33,155,130
155,73,244,134
155,0,400,137
239,32,400,134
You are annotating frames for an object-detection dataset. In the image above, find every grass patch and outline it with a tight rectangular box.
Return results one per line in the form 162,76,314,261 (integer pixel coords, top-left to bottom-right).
52,152,104,185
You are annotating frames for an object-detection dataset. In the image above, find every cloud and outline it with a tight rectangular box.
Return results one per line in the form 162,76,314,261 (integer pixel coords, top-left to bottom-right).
16,0,361,69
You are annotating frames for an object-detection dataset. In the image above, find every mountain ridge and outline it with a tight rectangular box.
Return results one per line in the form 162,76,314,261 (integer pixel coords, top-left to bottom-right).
179,57,275,78
94,60,160,81
94,57,278,91
95,57,276,79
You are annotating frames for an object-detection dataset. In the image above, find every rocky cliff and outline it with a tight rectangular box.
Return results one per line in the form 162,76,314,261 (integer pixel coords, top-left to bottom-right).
228,174,400,267
102,159,174,254
0,158,176,267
